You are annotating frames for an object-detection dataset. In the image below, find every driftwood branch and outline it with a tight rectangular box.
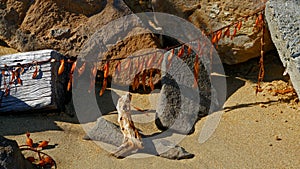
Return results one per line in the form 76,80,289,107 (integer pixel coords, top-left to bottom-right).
111,93,144,158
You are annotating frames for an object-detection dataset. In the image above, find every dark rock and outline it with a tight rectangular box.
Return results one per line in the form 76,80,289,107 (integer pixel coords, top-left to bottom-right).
155,45,220,134
54,0,105,17
0,135,34,169
265,0,300,97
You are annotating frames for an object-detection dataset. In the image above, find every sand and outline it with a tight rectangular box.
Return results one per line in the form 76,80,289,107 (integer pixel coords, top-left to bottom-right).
1,53,300,169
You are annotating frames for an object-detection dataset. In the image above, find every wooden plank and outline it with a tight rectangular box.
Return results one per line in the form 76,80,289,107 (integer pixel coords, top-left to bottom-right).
0,50,69,113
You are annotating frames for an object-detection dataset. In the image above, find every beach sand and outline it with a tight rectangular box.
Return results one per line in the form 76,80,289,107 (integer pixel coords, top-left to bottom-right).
1,53,300,169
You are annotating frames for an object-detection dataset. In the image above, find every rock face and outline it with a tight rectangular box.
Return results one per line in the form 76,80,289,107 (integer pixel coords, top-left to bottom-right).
0,136,34,169
265,0,300,97
76,11,159,86
0,0,275,65
0,0,158,57
124,0,275,64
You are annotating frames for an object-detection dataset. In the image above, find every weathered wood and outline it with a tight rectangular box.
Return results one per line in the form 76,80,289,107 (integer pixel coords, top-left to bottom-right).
112,93,144,158
0,50,68,113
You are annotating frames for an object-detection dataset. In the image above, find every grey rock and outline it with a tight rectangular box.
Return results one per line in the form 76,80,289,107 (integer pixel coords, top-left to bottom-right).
265,0,300,97
83,117,123,146
0,135,34,169
155,45,221,134
159,145,194,160
50,27,70,39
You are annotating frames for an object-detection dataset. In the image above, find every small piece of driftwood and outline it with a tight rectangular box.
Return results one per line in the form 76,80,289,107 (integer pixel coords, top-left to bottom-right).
111,93,144,158
0,50,69,113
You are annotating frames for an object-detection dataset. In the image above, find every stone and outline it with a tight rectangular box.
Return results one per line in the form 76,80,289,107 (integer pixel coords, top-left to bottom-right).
155,45,221,134
77,11,159,86
0,0,158,58
159,144,194,160
50,27,71,39
124,0,275,64
0,135,34,169
265,0,300,97
83,117,123,146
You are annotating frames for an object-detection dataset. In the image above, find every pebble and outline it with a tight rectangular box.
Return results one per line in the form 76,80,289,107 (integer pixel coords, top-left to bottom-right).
259,104,267,108
275,135,282,141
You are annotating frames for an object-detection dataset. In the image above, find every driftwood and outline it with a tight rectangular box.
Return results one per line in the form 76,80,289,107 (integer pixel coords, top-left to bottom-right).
0,50,69,113
112,93,144,158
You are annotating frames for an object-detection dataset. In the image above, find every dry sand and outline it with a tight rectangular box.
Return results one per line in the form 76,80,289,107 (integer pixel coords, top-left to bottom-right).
1,53,300,169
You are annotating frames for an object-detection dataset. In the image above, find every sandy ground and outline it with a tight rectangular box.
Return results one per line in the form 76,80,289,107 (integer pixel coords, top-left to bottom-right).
1,53,300,169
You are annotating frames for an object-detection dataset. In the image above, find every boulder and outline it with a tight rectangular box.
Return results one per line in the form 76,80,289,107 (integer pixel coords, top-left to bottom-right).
124,0,275,64
0,135,34,169
265,0,300,97
0,0,158,57
155,45,220,134
77,11,160,86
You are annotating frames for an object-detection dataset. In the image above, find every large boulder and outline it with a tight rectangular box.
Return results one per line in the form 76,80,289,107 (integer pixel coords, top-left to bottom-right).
124,0,275,64
265,0,300,97
0,0,158,57
0,136,34,169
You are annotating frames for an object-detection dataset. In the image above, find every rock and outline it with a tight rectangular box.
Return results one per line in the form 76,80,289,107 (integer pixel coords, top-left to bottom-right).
54,0,105,17
83,117,123,146
0,135,34,169
155,45,220,134
159,144,194,160
50,27,70,39
265,0,300,97
124,0,275,64
76,10,160,88
191,0,274,64
0,0,158,57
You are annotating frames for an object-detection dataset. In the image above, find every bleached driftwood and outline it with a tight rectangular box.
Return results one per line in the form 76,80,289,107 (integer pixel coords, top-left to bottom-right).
0,50,69,113
112,93,144,158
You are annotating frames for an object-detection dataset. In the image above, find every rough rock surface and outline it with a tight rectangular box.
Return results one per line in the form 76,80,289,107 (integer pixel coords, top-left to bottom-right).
83,117,194,159
155,45,220,134
265,0,300,97
76,12,160,86
124,0,275,64
0,0,275,64
0,135,34,169
0,0,158,57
